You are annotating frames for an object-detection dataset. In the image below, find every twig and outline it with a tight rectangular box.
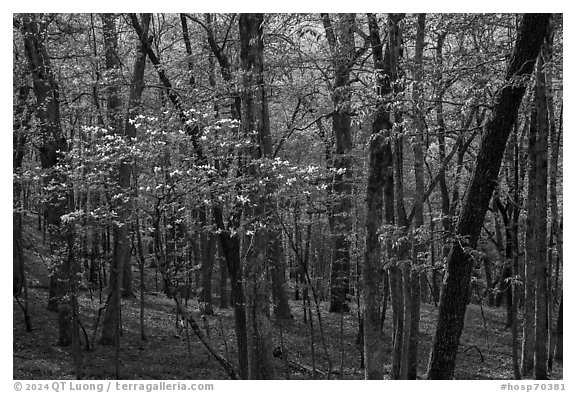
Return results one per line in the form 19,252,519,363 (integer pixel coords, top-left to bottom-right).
478,290,491,352
217,315,230,361
463,345,485,363
14,354,34,360
174,297,238,379
14,295,32,332
272,208,333,378
78,319,92,351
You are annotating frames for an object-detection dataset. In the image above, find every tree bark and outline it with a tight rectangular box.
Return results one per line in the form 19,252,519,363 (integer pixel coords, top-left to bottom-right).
18,13,74,346
407,13,426,380
178,12,218,316
214,208,248,379
322,13,356,313
426,14,549,380
554,296,562,361
362,12,393,380
543,19,559,371
509,124,523,379
200,223,217,315
186,12,251,378
13,77,32,332
494,195,513,327
218,246,229,308
239,13,276,379
529,56,549,380
126,16,150,341
100,12,132,345
434,31,453,263
270,233,293,320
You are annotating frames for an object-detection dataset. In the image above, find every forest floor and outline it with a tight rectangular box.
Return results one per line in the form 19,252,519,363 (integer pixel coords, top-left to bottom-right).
13,214,563,380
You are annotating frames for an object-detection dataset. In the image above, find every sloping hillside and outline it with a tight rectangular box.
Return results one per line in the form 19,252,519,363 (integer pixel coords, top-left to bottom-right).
13,214,563,380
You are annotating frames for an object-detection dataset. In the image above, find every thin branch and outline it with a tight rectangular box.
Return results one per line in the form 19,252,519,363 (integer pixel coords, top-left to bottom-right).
406,130,478,225
273,112,334,158
221,14,236,52
321,13,337,52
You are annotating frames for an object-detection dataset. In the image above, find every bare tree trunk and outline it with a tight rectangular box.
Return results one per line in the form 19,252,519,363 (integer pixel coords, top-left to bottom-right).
427,14,549,379
384,13,411,380
178,13,218,316
493,194,513,327
390,262,403,380
362,12,393,379
135,216,147,341
509,124,522,379
199,225,217,315
218,246,229,309
270,232,293,321
240,13,275,379
180,13,195,85
322,13,356,313
543,20,559,371
13,80,32,332
434,31,453,263
407,13,426,380
554,296,562,361
185,12,249,377
100,13,134,346
215,214,248,379
18,13,73,346
530,56,549,380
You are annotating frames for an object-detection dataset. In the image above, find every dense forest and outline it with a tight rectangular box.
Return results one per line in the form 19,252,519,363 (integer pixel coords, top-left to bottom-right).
13,13,562,380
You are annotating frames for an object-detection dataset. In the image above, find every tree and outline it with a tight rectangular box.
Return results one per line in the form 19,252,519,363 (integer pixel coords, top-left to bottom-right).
362,12,394,380
526,55,549,380
12,12,563,381
239,13,276,379
543,17,560,371
427,14,550,380
179,13,218,316
99,13,134,348
125,12,151,342
321,13,357,313
554,296,562,361
407,13,426,380
13,58,32,332
17,13,76,347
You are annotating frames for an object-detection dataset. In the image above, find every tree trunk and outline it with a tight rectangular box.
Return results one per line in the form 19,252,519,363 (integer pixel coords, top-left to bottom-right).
126,14,151,342
434,31,453,262
180,13,196,85
18,13,73,345
270,233,293,320
543,20,559,371
390,263,403,380
426,14,549,379
178,13,218,316
218,246,229,308
322,14,356,313
135,216,147,341
384,13,410,380
13,80,32,331
200,221,217,315
187,12,250,378
239,13,276,379
407,13,426,380
361,13,392,380
100,12,132,345
494,195,513,327
554,296,562,361
215,212,248,379
529,56,549,380
509,124,523,379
